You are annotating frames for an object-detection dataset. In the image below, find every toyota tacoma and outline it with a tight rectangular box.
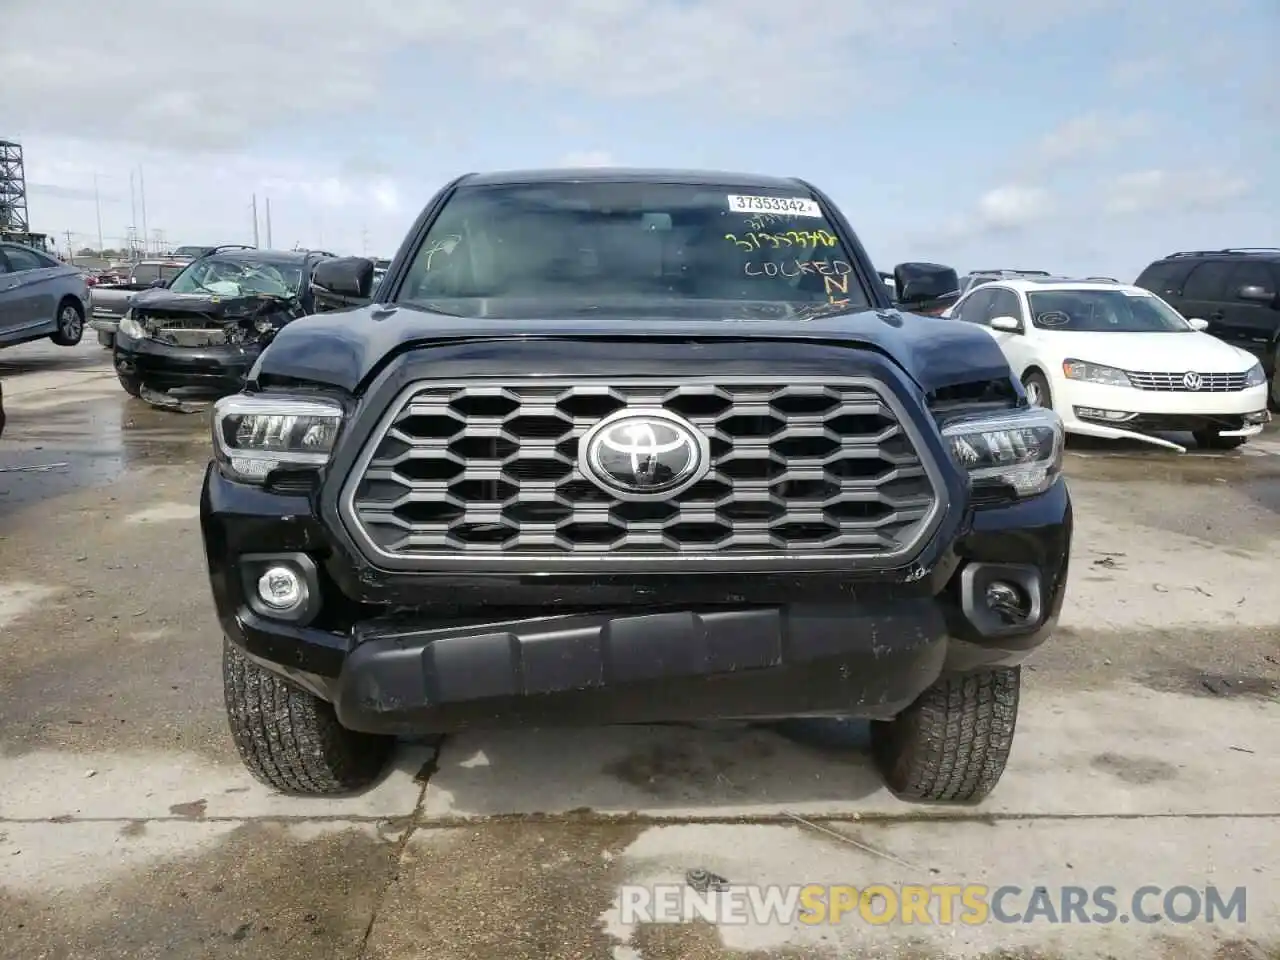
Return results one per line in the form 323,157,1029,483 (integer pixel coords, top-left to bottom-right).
202,168,1072,803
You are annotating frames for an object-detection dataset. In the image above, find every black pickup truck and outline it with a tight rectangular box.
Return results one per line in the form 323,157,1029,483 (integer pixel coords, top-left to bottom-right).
202,168,1072,804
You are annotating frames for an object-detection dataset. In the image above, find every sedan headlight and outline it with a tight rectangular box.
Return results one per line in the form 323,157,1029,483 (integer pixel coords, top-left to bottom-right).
119,308,146,339
1243,362,1265,388
941,407,1065,498
1062,359,1131,387
211,394,344,484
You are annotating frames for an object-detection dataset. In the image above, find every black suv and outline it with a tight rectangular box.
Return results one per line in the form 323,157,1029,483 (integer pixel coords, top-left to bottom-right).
202,168,1072,804
1134,248,1280,406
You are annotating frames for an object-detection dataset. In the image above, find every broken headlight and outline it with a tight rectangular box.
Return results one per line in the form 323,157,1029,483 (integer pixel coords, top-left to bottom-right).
211,394,344,484
941,407,1064,498
119,308,146,339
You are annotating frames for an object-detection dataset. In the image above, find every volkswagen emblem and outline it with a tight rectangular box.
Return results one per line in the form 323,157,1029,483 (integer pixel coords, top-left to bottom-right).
1182,371,1203,391
578,408,711,500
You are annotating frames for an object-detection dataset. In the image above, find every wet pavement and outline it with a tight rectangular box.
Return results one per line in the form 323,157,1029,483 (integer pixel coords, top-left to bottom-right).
1,337,1277,959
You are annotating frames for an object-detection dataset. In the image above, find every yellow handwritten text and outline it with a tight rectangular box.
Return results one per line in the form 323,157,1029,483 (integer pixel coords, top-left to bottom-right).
725,230,838,251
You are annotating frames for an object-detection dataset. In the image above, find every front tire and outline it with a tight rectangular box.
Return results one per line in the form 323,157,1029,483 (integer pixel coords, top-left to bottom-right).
1193,429,1247,451
50,298,85,346
222,637,395,795
1021,370,1052,409
871,667,1020,803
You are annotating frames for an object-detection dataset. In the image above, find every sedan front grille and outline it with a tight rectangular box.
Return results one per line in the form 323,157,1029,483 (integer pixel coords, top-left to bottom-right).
343,378,941,564
1126,370,1252,392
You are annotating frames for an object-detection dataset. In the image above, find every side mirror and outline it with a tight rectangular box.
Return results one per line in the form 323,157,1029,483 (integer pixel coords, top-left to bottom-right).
893,261,960,308
312,256,374,308
1236,284,1276,304
989,315,1021,332
1187,317,1210,331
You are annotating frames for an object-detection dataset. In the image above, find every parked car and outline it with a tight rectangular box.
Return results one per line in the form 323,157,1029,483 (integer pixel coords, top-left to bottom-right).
957,269,1051,298
0,241,89,349
944,275,1270,451
88,258,197,348
1133,248,1280,409
170,245,218,258
204,166,1071,804
113,247,332,402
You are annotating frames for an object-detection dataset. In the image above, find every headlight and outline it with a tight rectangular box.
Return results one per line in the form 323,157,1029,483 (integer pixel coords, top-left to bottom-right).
210,394,344,484
941,407,1065,498
119,309,145,339
1243,362,1265,388
1062,359,1131,387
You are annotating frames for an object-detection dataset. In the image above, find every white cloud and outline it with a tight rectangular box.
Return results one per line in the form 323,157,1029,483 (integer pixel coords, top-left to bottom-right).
1102,169,1252,216
0,0,1126,150
919,183,1055,248
1108,56,1169,87
557,151,616,168
16,136,416,256
1030,111,1156,167
975,185,1054,230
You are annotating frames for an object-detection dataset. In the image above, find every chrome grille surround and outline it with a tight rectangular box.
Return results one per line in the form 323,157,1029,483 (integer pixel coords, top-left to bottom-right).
339,377,947,571
1125,370,1252,392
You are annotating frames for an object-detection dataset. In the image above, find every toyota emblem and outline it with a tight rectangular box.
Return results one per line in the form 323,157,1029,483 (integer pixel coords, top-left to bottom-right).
1182,371,1203,391
578,408,711,501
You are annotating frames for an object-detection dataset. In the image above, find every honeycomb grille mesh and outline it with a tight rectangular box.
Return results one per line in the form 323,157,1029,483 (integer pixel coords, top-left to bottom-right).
346,381,939,557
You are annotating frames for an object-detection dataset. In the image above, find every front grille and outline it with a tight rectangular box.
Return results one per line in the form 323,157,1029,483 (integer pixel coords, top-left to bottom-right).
1126,370,1252,392
343,379,941,562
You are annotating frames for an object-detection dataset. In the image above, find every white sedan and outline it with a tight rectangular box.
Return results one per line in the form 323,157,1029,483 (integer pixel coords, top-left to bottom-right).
942,278,1270,451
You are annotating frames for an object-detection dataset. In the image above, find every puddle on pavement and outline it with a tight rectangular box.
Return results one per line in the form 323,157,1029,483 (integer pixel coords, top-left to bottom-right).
0,394,209,515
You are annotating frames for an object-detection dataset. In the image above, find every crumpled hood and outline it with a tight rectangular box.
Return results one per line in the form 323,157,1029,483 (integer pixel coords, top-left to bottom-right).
129,287,298,321
253,301,1016,395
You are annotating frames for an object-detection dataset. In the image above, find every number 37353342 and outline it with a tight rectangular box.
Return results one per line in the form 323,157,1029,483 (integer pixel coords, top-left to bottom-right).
727,194,823,218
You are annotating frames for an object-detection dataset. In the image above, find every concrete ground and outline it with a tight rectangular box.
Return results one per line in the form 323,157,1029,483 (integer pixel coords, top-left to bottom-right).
1,338,1277,960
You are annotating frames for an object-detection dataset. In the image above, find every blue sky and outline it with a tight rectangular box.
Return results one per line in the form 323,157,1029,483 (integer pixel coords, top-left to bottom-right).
2,0,1275,281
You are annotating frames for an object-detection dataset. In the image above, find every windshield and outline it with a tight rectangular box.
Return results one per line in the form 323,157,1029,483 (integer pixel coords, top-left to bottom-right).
167,256,303,298
393,181,871,318
1027,289,1192,332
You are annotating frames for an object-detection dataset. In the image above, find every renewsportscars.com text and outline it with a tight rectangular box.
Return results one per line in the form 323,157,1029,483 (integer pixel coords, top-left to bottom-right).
618,883,1248,927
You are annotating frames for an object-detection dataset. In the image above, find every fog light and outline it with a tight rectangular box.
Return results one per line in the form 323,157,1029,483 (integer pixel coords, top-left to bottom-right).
1074,407,1136,422
257,565,304,610
985,581,1028,623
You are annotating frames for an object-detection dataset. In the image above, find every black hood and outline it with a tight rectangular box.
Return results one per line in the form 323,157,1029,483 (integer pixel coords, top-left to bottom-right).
252,300,1015,395
130,287,298,321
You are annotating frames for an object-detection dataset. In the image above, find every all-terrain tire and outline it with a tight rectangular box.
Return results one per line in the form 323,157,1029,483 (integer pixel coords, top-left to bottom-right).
870,667,1020,803
116,371,142,397
50,298,85,347
222,636,394,794
1192,429,1247,451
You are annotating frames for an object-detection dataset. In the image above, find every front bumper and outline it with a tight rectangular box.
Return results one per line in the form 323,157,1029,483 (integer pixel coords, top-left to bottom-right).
203,464,1072,735
1056,378,1268,417
89,317,120,347
1056,379,1269,441
114,330,262,395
